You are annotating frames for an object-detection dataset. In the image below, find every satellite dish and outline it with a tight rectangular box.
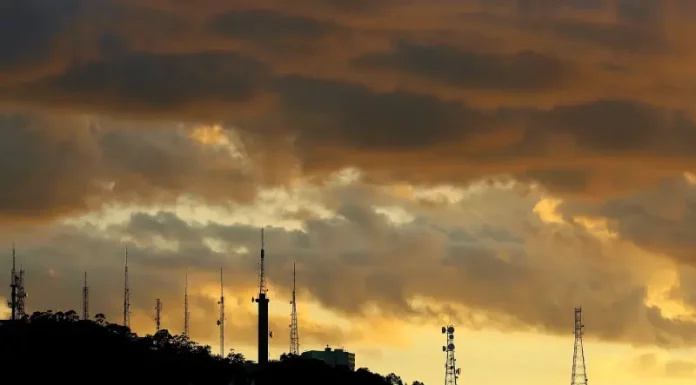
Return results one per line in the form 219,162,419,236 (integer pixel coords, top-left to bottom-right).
441,327,446,334
447,326,455,334
251,297,254,303
447,343,455,351
270,331,274,338
442,346,446,352
216,320,221,325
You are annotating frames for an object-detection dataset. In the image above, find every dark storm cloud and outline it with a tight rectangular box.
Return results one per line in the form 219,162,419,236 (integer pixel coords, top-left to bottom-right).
352,41,567,91
210,9,343,43
14,52,269,118
0,0,84,71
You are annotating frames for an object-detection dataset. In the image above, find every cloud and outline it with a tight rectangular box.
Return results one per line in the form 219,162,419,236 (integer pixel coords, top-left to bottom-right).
0,114,265,224
0,0,695,204
628,352,696,378
4,180,696,350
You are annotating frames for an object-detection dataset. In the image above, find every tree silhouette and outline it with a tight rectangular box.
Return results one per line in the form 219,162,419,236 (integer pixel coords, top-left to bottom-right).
0,310,426,385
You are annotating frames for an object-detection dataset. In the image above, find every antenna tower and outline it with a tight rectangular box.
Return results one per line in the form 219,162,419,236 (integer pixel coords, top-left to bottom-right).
254,229,270,365
571,307,588,385
123,247,130,328
82,271,89,320
8,244,17,321
8,244,26,321
16,267,25,319
184,267,190,337
442,324,461,385
217,268,225,357
289,262,299,355
155,299,162,331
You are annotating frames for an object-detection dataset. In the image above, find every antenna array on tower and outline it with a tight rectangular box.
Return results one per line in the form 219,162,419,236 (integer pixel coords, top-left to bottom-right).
7,244,27,321
442,324,461,385
82,271,89,320
217,268,225,357
571,307,588,385
155,298,162,332
123,247,130,328
289,262,299,355
184,267,190,337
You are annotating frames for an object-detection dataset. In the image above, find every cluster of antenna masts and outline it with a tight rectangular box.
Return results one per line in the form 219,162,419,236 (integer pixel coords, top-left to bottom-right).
7,228,303,365
443,308,589,385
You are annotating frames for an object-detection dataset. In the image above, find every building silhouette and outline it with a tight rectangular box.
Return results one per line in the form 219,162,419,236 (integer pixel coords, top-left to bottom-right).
301,346,355,371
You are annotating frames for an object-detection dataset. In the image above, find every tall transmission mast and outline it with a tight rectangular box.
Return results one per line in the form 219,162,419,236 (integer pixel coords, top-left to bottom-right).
155,299,162,332
289,262,299,355
82,271,89,320
254,229,270,365
571,307,588,385
217,268,225,357
123,247,131,328
184,267,190,337
8,244,26,321
16,266,25,320
442,324,461,385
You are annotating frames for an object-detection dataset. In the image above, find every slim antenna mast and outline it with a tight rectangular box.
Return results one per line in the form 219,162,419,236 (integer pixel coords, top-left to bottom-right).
184,267,190,337
289,262,300,355
571,307,588,385
82,271,89,320
217,268,225,357
442,324,461,385
155,299,162,332
123,247,130,328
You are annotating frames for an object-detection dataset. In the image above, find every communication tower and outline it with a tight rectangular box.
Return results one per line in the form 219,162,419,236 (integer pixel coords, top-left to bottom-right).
7,245,17,320
123,247,131,328
442,324,461,385
184,267,190,337
217,268,225,357
571,307,588,385
7,244,26,321
82,271,89,320
289,263,300,355
253,229,270,365
155,298,162,331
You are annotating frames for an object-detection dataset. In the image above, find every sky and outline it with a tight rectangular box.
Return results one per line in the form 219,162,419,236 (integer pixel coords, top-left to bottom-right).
1,0,696,384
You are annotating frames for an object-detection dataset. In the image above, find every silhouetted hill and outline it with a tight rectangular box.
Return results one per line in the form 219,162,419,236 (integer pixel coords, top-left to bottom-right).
0,310,424,385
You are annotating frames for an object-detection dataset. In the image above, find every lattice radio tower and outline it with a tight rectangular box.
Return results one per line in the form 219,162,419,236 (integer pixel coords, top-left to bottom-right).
216,268,225,357
8,244,26,321
123,247,131,328
82,271,89,320
571,307,588,385
289,262,300,355
442,324,461,385
253,229,270,365
155,298,162,331
184,267,190,337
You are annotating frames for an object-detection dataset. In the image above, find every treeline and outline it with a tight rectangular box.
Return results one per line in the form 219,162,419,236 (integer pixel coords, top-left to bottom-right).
0,310,424,385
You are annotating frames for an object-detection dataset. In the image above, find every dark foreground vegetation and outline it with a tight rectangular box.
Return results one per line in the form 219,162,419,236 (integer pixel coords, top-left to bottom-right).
0,310,424,385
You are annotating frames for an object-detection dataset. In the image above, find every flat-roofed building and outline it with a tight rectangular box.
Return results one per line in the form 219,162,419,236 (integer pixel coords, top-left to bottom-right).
301,346,355,371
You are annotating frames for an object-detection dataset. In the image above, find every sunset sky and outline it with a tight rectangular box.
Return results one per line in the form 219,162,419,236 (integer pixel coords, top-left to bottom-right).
2,0,696,384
